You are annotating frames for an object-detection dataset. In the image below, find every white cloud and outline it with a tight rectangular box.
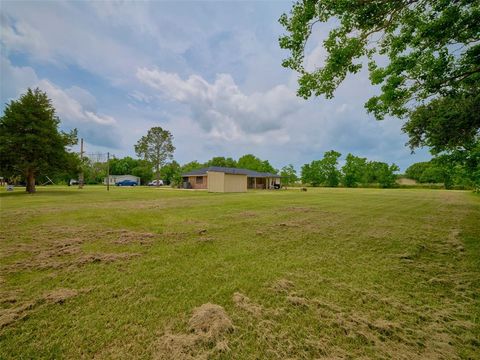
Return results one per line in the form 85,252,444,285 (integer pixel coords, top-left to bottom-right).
1,56,119,147
304,43,327,72
133,65,430,171
36,80,116,126
1,3,150,85
136,68,300,139
128,90,153,104
41,82,120,146
0,17,52,61
0,56,39,101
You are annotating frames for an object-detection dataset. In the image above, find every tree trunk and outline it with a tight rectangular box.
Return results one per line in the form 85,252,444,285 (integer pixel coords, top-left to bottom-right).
156,163,160,187
26,169,36,193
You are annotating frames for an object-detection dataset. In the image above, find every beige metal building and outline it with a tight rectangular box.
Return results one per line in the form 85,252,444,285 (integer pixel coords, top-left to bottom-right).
181,166,281,193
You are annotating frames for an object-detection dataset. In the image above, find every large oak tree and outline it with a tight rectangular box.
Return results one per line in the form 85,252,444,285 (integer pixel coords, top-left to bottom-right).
279,0,479,152
0,88,78,193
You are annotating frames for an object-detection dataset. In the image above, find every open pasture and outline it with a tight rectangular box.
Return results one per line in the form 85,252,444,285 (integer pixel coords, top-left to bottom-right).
0,186,479,359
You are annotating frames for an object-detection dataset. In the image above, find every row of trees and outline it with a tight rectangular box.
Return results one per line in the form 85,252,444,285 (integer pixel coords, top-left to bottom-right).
301,151,399,188
406,142,480,189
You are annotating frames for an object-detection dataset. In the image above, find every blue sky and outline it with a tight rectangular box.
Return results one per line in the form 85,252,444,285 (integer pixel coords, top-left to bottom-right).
1,1,431,171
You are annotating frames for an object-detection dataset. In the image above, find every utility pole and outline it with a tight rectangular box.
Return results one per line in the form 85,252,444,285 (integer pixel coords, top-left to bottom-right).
106,152,110,191
79,138,84,189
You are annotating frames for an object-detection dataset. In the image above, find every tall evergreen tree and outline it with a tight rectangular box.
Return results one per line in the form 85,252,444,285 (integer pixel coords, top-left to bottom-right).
0,88,78,193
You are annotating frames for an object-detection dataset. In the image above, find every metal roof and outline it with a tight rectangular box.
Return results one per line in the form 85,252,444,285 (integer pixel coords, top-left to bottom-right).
182,166,281,178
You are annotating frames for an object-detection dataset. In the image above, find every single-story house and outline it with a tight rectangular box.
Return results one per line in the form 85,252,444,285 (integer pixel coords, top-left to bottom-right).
104,174,141,185
181,166,281,193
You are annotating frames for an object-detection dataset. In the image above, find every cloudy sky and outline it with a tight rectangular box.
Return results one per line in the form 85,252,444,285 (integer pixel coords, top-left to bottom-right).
1,1,430,171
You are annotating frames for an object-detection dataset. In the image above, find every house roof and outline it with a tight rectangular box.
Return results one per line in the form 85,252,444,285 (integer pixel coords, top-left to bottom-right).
182,166,281,178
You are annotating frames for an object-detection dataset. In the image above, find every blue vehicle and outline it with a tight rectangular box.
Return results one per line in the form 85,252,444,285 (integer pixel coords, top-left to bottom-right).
116,179,138,186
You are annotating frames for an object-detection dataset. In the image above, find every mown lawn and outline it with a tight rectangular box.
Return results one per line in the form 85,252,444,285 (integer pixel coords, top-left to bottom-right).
0,186,479,359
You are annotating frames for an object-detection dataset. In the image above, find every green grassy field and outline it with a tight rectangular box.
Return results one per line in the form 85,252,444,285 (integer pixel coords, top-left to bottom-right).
1,186,479,359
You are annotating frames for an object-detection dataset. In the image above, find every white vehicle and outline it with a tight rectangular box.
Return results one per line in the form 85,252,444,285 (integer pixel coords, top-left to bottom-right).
148,179,164,186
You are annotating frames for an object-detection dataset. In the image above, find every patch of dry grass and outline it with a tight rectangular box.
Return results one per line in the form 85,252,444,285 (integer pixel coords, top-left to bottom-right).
155,303,234,359
232,292,263,317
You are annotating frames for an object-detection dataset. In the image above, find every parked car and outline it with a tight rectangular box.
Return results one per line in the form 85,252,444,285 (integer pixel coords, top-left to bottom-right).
116,179,138,186
148,179,164,186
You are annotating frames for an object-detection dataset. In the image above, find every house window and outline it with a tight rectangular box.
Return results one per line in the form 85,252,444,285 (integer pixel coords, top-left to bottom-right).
196,176,203,184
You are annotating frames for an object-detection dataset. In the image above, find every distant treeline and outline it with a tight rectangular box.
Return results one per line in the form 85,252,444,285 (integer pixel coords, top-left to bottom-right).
34,149,478,190
405,158,479,190
301,147,479,190
299,151,399,188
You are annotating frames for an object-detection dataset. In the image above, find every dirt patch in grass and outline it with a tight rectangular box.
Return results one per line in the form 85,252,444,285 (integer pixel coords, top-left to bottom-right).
197,236,214,243
1,226,152,259
1,287,82,329
276,278,471,359
1,237,84,259
107,229,156,245
286,295,309,307
155,333,200,360
195,229,215,243
423,331,457,360
0,290,22,306
188,303,234,339
183,219,209,227
4,251,140,272
232,292,263,318
43,288,78,304
266,278,437,357
268,218,328,233
0,300,37,329
271,279,295,293
398,243,428,261
74,253,141,266
444,229,465,253
160,228,215,244
311,298,342,313
277,221,300,228
40,238,84,257
161,231,190,243
281,206,317,213
155,303,233,359
236,211,258,218
318,309,412,352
